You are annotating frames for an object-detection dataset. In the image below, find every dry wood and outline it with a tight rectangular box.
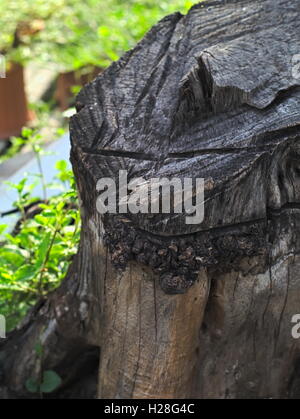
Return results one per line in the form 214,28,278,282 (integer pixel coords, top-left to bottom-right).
1,0,300,399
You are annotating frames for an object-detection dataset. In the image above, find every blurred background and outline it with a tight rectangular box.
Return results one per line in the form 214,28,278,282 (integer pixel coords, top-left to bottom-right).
0,0,198,337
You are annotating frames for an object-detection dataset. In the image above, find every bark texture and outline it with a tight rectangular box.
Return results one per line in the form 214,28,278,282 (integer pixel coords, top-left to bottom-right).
1,0,300,399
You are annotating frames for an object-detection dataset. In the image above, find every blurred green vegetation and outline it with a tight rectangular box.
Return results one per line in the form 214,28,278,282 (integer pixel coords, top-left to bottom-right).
0,0,65,62
1,0,200,71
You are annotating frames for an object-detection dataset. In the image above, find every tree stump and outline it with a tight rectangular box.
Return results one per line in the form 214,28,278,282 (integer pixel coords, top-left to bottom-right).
1,0,300,399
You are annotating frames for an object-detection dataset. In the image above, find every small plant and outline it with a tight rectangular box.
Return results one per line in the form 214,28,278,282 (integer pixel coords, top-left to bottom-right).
26,342,62,396
0,160,80,331
0,107,66,164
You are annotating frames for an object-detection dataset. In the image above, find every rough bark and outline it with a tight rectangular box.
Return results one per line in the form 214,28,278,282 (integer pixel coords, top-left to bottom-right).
1,0,300,399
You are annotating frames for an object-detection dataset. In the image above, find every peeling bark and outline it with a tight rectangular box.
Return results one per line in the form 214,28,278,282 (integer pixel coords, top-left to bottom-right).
1,0,300,399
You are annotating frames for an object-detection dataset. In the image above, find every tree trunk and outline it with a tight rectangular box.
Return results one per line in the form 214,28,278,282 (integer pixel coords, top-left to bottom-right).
2,0,300,399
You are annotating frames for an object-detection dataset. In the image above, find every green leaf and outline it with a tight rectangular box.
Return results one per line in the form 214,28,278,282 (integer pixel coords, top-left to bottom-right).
35,343,43,358
0,284,28,292
0,225,7,235
55,160,68,171
36,232,51,267
25,377,39,394
14,264,39,283
0,247,26,266
34,214,52,226
40,370,62,394
98,26,110,38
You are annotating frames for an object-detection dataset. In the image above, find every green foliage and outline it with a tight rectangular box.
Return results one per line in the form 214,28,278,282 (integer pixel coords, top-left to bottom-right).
0,159,80,331
0,0,200,68
31,0,200,72
0,121,66,163
26,370,62,394
0,0,65,63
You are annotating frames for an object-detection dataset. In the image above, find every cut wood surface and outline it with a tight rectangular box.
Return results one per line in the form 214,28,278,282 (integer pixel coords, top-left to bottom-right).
1,0,300,399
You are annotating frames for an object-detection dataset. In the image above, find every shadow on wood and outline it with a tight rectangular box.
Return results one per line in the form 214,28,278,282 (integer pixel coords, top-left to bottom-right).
1,0,300,399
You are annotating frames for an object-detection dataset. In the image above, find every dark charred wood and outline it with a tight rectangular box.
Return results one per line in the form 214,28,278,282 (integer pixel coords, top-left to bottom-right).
1,0,300,399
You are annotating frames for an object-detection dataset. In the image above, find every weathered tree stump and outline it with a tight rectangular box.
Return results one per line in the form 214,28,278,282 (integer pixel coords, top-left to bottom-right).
1,0,300,399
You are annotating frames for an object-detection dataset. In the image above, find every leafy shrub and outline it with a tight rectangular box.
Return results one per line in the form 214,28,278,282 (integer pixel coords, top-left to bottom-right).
0,0,65,63
0,0,200,72
26,343,62,395
0,160,80,331
32,0,200,71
